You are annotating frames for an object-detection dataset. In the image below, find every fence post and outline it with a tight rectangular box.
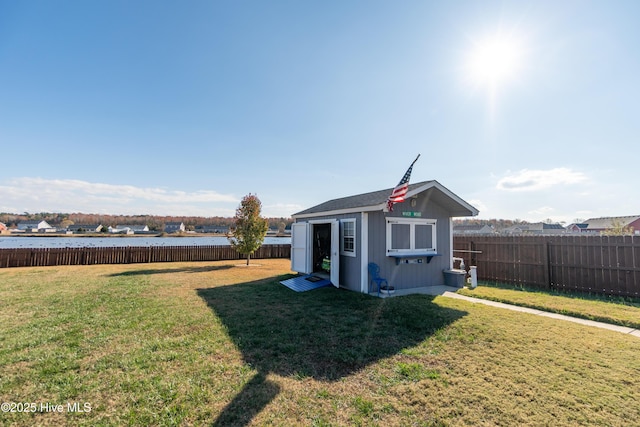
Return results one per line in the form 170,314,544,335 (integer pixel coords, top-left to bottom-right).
470,241,477,266
543,240,551,290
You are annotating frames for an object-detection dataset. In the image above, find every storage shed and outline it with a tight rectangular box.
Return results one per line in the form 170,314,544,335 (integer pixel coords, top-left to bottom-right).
291,180,479,295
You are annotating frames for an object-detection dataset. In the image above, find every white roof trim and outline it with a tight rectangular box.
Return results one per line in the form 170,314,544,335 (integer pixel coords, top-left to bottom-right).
293,204,385,219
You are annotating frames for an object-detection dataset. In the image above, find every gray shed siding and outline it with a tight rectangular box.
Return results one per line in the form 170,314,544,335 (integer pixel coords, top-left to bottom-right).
294,213,362,292
367,198,452,291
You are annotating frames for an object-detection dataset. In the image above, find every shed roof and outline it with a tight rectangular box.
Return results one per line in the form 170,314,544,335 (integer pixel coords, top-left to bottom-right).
293,180,478,218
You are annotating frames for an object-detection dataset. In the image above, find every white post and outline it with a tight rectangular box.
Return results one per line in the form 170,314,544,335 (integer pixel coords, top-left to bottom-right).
469,266,478,288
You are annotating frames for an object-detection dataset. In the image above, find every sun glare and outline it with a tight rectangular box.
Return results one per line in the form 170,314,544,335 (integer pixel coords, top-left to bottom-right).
462,31,527,118
466,35,524,88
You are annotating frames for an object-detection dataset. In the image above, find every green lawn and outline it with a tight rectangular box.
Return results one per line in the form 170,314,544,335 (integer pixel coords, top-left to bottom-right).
1,260,639,426
458,283,640,329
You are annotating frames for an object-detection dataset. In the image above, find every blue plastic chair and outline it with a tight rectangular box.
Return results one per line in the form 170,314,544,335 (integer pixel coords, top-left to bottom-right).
367,262,388,296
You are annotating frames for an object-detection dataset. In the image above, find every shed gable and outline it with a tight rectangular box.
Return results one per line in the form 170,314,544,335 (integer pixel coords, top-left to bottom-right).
293,180,478,218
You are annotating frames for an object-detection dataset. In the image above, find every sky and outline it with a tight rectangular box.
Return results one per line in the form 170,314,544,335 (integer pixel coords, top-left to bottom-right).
1,0,639,223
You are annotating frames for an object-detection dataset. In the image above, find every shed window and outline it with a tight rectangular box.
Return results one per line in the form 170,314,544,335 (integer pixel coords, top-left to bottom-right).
415,224,433,249
386,218,437,255
391,223,410,249
340,219,356,257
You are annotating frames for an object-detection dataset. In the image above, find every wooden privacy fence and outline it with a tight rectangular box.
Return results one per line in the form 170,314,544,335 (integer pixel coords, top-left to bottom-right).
0,244,291,268
454,235,640,298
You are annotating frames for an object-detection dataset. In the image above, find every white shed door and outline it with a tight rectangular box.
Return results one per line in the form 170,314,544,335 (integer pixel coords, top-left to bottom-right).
330,220,340,288
291,222,310,274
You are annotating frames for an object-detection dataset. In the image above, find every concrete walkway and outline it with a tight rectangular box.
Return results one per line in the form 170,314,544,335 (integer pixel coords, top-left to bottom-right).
442,291,640,339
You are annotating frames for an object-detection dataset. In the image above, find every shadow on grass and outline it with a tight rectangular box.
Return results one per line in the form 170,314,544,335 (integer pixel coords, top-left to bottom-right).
197,276,467,426
107,265,234,277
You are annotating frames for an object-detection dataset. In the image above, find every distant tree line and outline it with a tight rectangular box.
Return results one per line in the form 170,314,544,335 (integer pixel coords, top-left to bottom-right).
0,212,293,231
0,213,537,232
453,218,531,231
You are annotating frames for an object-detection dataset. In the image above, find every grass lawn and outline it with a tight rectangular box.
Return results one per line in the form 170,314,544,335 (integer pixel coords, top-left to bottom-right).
1,259,639,426
458,283,640,329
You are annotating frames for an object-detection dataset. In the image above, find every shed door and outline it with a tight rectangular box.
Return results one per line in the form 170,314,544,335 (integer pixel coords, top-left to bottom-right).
330,220,340,288
291,222,310,274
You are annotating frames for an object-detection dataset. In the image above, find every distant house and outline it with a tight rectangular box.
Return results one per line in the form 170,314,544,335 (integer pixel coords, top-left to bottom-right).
68,224,103,233
566,223,589,233
502,223,566,235
195,225,229,234
17,220,53,232
580,216,640,234
453,224,494,235
0,222,7,233
111,225,150,234
164,222,186,233
108,226,132,234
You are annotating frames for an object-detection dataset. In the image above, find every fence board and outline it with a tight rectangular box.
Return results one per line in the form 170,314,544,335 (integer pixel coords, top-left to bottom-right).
453,235,639,298
0,244,291,269
3,236,639,298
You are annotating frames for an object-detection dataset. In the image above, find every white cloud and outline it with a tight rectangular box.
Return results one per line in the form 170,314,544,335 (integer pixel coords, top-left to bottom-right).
263,202,305,217
0,177,239,216
467,199,488,214
12,177,238,203
496,168,587,192
528,206,555,216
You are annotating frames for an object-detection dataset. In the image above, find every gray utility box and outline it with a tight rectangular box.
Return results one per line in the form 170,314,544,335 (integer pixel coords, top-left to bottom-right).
443,269,466,288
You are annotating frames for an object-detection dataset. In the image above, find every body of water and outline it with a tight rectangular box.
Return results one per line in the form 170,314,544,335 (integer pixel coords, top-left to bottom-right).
0,236,291,249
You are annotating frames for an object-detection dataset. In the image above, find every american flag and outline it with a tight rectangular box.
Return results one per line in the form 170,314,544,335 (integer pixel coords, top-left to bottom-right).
387,154,420,212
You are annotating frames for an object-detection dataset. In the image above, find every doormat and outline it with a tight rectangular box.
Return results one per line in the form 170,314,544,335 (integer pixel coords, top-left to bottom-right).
280,275,332,292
